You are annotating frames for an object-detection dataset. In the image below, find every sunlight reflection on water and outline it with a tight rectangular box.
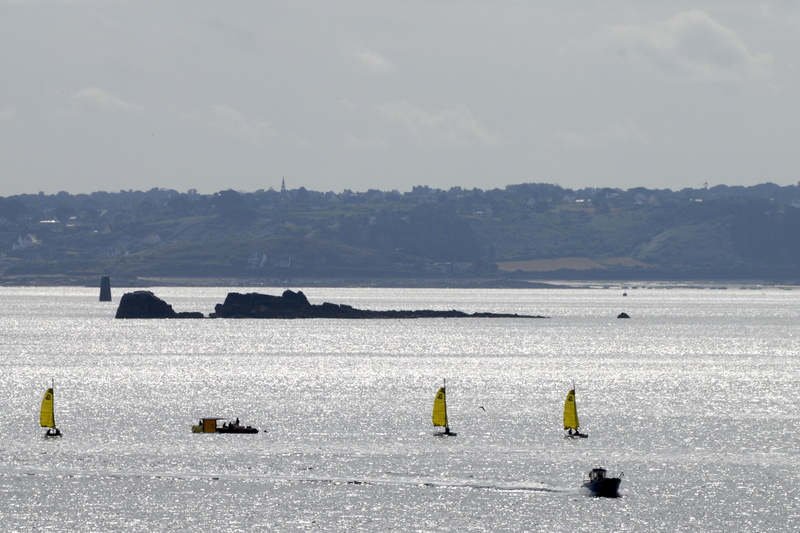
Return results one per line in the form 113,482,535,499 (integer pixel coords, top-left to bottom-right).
0,286,798,531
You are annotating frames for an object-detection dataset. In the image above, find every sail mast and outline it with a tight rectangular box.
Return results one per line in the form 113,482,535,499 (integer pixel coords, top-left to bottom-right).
443,378,448,431
573,382,578,430
573,381,577,429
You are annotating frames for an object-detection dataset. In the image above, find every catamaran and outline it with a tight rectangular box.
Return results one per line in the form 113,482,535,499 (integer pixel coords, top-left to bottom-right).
563,385,587,438
432,379,456,436
40,384,62,438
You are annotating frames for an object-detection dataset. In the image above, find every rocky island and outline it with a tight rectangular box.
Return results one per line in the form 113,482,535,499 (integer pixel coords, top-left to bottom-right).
114,291,204,318
115,289,547,319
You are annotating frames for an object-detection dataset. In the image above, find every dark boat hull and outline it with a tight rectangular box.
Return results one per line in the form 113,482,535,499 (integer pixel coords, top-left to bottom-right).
217,426,259,434
582,477,621,497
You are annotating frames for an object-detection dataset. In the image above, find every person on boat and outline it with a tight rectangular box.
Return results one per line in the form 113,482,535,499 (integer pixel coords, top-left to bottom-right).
235,418,240,426
568,429,574,435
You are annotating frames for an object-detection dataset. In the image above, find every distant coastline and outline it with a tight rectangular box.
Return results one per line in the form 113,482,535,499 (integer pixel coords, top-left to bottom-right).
4,183,800,288
0,274,791,291
0,274,569,289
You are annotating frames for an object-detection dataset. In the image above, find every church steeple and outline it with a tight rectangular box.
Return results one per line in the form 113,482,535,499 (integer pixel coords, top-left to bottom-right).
280,175,288,203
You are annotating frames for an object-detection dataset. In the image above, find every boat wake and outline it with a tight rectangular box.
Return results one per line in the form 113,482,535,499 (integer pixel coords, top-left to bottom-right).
2,465,563,493
420,480,562,493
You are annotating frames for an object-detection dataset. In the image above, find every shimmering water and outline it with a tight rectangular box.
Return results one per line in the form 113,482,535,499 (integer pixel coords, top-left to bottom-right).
0,286,798,531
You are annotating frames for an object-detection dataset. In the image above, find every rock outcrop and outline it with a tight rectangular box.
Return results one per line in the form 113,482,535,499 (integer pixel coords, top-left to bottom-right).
115,289,547,319
115,290,204,319
208,290,545,319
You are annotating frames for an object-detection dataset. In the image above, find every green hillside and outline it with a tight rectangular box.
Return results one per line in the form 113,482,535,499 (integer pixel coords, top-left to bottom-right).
2,183,800,285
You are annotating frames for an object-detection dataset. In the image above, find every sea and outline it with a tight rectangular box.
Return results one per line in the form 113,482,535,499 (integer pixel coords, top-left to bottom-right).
0,285,798,532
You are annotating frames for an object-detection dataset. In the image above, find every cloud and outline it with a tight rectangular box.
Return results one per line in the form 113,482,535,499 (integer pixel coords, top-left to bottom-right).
0,105,17,122
73,86,143,113
604,10,774,83
2,0,117,3
211,104,278,146
338,99,359,111
343,134,386,149
374,100,500,146
604,119,647,144
344,46,393,73
554,119,647,150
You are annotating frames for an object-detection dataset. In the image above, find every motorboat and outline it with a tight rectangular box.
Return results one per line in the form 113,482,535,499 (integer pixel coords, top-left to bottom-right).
192,417,259,434
582,468,622,497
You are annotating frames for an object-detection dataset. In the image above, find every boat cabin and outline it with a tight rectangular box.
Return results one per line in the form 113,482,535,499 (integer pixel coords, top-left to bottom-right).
192,418,224,433
588,468,608,482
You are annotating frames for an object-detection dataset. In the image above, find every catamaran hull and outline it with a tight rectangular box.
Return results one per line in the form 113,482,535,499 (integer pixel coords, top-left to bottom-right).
582,478,621,497
565,433,588,439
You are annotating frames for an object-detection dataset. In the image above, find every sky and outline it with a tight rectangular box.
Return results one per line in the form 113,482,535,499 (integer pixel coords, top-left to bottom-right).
2,1,800,196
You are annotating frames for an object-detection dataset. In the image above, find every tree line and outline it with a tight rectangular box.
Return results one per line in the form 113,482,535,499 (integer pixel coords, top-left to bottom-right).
2,182,800,283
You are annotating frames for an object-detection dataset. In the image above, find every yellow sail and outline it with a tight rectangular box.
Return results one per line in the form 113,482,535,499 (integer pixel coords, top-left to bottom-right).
40,388,56,429
563,389,579,430
432,387,448,428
